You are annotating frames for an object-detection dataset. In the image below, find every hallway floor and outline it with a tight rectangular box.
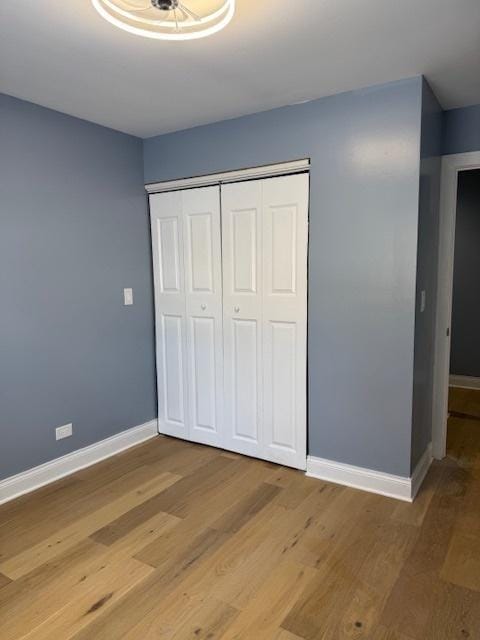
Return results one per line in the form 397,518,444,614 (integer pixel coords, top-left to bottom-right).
0,393,479,639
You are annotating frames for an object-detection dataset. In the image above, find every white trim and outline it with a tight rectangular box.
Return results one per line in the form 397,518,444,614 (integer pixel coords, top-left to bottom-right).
411,443,433,500
449,375,480,390
0,420,158,506
306,443,432,502
432,151,480,460
145,159,310,194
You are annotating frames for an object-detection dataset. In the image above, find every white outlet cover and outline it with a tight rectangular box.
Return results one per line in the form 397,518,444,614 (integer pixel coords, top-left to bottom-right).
56,423,73,441
124,288,133,306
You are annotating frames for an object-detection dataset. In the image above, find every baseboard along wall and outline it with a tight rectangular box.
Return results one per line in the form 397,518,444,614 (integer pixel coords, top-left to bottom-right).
306,443,433,502
449,375,480,390
0,420,158,505
1,423,433,505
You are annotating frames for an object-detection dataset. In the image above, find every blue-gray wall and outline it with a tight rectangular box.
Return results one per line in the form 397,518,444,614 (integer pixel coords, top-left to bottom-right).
450,169,480,377
443,104,480,155
411,79,442,470
0,94,156,480
145,77,423,476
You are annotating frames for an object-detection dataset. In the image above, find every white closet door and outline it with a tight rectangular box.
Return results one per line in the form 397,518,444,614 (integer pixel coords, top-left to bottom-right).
221,174,308,469
150,190,189,439
262,174,308,469
182,187,224,447
150,186,223,447
221,180,264,458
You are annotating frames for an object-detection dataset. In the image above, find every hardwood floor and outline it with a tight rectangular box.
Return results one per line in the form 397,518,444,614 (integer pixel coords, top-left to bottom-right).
1,390,480,639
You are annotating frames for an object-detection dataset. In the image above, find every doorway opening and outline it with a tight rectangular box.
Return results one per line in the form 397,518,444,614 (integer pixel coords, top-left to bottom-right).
433,152,480,461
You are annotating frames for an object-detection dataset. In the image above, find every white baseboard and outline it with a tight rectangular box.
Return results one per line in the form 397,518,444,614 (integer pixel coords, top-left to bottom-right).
449,375,480,390
0,420,158,506
411,443,433,500
306,443,432,502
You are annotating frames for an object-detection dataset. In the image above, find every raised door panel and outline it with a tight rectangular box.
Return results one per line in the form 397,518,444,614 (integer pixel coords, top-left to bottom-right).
186,212,214,294
269,205,297,295
150,191,189,439
232,319,259,442
232,208,258,293
182,186,224,448
221,181,263,457
183,187,219,300
162,314,186,426
157,217,182,293
266,321,297,450
189,317,217,430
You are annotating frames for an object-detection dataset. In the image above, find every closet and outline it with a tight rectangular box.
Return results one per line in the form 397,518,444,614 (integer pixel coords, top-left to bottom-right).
150,170,309,470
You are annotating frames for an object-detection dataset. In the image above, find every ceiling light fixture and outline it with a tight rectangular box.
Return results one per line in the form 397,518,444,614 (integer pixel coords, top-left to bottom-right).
91,0,235,40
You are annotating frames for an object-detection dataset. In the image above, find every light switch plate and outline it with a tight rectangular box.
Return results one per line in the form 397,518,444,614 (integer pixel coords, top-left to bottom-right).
124,288,133,306
56,423,73,441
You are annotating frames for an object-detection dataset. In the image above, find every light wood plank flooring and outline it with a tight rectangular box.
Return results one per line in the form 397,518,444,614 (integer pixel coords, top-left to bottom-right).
1,388,479,639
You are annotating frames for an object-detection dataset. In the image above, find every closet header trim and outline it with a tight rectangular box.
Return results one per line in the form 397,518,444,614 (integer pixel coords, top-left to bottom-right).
145,159,310,194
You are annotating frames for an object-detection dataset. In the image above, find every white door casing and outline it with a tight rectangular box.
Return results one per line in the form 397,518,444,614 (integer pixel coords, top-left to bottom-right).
150,186,224,448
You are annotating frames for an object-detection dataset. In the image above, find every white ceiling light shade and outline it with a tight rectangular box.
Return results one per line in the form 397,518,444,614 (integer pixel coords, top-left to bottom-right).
91,0,235,41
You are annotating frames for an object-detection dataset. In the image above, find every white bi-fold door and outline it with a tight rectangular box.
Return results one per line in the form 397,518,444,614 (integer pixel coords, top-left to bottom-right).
221,174,308,469
150,173,309,470
150,186,224,449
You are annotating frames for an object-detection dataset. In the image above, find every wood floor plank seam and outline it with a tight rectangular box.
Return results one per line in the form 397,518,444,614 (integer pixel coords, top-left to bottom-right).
0,472,182,580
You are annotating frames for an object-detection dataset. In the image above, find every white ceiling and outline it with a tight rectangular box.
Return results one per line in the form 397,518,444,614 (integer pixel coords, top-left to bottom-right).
1,0,480,138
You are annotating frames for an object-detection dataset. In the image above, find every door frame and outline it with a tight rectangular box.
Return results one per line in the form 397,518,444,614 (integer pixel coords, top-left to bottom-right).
432,151,480,459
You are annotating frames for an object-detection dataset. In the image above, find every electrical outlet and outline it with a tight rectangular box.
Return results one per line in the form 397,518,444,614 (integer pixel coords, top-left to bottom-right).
124,288,133,306
56,423,73,441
